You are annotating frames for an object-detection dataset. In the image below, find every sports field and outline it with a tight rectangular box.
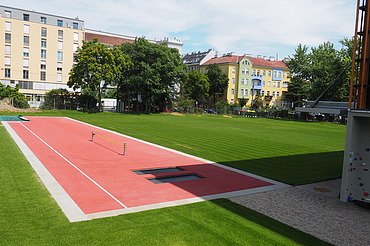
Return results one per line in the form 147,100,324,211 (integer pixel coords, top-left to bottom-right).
19,111,345,185
0,111,344,244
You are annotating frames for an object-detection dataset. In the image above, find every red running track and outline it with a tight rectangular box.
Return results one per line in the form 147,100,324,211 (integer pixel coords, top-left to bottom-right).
9,117,272,214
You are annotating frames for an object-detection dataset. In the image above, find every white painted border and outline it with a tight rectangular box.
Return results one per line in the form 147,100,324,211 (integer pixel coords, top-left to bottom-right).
2,121,89,222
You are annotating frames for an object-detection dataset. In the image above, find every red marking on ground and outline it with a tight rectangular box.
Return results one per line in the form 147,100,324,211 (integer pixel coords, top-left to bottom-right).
9,117,272,214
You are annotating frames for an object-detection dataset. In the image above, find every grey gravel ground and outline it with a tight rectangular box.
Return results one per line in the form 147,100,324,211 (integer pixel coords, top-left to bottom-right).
230,179,370,246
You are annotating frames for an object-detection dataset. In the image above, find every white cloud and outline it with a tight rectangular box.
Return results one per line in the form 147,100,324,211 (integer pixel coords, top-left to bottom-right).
2,0,356,57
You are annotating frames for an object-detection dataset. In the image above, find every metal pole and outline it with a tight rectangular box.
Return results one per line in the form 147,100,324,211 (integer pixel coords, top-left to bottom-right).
91,131,95,141
123,142,127,156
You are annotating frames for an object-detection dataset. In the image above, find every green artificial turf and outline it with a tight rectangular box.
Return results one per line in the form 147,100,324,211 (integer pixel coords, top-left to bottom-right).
1,110,346,185
0,123,330,245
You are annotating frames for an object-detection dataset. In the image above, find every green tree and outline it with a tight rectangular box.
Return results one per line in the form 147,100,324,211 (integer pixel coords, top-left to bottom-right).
285,44,311,106
206,64,229,105
0,84,29,108
183,71,210,107
120,38,186,113
68,39,121,111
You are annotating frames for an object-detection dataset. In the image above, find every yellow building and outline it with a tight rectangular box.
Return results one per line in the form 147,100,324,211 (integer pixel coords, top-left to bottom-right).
0,5,84,107
201,54,241,104
248,57,290,107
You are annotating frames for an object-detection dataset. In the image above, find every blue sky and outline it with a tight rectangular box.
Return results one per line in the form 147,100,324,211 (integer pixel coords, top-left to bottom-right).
3,0,356,59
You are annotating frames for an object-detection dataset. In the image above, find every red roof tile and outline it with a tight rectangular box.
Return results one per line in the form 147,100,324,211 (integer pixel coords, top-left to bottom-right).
202,55,242,65
247,57,288,69
85,32,135,46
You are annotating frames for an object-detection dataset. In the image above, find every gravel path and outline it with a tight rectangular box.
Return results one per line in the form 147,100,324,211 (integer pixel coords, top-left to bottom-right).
230,179,370,246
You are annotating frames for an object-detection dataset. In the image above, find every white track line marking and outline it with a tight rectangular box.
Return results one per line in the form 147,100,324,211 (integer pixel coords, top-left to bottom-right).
19,122,128,209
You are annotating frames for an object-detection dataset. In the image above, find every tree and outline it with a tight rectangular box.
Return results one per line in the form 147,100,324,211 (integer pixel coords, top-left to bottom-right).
0,84,29,108
120,38,186,113
285,44,311,106
68,39,122,111
183,70,210,107
206,64,229,105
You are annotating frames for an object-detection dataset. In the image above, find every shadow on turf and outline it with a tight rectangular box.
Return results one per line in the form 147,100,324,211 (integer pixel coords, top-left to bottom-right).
210,199,332,245
218,151,344,186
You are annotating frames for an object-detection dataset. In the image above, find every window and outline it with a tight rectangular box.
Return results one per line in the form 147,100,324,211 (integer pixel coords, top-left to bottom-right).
41,17,47,24
231,88,235,95
277,92,280,97
257,70,260,76
73,22,78,29
240,89,244,96
23,14,30,21
277,82,280,87
4,10,11,18
246,69,250,75
57,73,62,82
58,41,63,50
40,71,46,81
41,39,47,48
41,49,46,59
245,79,249,85
58,30,63,39
40,61,46,70
73,32,79,42
57,62,63,71
23,36,30,46
22,24,30,34
57,51,63,61
19,81,33,89
5,22,11,31
23,48,30,57
4,57,11,66
263,70,266,76
245,90,248,97
23,70,29,79
5,45,11,55
57,20,63,27
232,78,235,84
272,91,276,97
241,78,245,85
274,71,277,77
268,71,272,77
241,68,245,74
5,68,11,78
5,33,11,43
232,67,236,73
41,27,47,37
253,69,256,75
73,43,79,52
261,90,265,96
273,82,276,87
267,81,271,87
23,58,29,67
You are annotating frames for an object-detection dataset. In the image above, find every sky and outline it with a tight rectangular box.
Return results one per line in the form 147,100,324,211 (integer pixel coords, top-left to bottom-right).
2,0,356,59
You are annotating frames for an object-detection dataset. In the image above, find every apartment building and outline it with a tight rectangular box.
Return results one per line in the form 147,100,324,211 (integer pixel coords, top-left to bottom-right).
183,49,217,72
201,54,241,104
0,5,84,107
200,53,290,106
85,29,183,52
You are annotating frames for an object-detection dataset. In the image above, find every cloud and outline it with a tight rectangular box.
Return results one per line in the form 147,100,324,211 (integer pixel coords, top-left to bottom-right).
2,0,356,57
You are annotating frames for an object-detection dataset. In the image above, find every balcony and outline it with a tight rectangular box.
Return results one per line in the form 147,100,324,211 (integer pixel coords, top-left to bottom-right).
251,77,263,90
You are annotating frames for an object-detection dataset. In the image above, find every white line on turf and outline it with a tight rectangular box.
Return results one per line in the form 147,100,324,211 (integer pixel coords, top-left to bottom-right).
19,122,128,209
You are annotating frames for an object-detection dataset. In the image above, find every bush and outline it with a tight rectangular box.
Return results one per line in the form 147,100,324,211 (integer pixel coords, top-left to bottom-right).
0,84,29,109
177,98,195,113
215,100,229,114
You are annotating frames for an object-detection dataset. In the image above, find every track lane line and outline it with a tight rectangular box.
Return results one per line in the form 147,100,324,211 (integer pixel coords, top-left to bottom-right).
19,122,128,209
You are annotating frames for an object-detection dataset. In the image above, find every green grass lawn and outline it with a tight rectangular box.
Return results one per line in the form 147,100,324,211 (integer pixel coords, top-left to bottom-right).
0,123,331,245
5,110,345,185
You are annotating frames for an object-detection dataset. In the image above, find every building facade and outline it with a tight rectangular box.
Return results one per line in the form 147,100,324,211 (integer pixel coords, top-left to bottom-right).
200,53,290,106
201,54,240,104
0,5,84,107
183,49,216,72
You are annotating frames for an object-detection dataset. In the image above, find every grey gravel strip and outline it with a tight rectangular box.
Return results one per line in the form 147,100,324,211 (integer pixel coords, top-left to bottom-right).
230,181,370,246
